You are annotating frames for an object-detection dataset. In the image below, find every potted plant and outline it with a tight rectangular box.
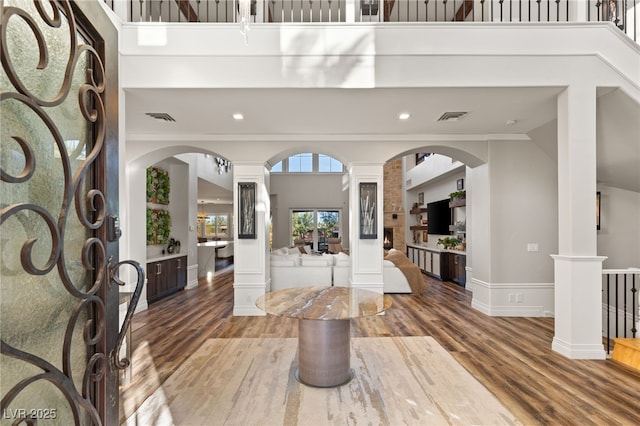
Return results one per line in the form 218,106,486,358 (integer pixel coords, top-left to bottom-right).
437,237,461,250
449,190,466,201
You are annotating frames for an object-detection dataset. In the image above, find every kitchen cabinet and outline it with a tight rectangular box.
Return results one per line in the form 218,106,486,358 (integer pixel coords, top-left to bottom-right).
147,255,187,304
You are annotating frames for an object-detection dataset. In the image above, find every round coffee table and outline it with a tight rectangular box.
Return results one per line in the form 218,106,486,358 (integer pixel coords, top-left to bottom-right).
256,286,391,387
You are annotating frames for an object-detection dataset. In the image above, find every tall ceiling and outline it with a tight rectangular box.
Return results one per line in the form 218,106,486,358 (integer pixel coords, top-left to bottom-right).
126,86,640,197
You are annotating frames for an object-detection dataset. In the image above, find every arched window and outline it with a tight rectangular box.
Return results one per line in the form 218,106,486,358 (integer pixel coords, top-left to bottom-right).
271,153,343,173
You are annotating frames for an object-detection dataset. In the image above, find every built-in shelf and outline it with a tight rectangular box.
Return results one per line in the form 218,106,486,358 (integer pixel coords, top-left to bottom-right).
410,207,428,214
449,198,466,208
410,225,428,231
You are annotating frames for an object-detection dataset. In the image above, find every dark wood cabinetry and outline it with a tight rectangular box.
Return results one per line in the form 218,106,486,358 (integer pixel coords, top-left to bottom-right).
147,255,187,304
440,252,466,286
408,246,466,287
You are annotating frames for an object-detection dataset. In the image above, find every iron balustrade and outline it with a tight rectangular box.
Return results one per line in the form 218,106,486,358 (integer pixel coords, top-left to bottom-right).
602,268,639,354
107,1,638,41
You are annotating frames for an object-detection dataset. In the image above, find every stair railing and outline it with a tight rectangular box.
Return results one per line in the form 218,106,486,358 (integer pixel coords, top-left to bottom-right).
105,0,638,42
602,267,640,354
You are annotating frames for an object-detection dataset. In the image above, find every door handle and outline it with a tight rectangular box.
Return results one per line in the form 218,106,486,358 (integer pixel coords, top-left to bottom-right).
109,259,145,370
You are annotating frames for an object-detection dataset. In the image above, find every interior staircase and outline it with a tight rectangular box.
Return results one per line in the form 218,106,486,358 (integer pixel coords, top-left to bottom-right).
612,338,640,372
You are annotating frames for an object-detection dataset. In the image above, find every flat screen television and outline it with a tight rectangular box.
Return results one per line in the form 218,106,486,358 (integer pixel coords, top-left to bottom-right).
427,199,451,235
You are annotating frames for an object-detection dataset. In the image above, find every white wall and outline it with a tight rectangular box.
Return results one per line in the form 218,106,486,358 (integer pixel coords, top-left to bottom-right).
488,139,558,283
270,173,349,249
597,185,640,269
193,154,233,191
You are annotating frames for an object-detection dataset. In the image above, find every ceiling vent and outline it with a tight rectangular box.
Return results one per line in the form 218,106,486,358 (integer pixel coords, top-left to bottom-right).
437,111,469,122
145,112,175,122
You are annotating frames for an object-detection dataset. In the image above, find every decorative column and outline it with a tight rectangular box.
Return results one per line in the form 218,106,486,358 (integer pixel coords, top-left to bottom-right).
348,162,384,293
233,162,270,316
551,84,607,359
568,0,589,22
345,0,356,22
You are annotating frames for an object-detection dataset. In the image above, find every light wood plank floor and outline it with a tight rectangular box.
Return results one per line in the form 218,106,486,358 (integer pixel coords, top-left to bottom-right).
122,267,640,425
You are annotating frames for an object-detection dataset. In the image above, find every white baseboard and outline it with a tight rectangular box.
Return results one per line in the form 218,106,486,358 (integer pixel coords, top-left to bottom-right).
552,337,606,360
186,264,198,289
233,305,266,316
233,281,268,316
470,278,554,317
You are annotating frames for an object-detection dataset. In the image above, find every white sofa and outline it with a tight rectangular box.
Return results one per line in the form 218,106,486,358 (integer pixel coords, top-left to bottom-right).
269,249,413,293
270,249,350,291
270,252,333,291
331,252,351,287
383,260,412,293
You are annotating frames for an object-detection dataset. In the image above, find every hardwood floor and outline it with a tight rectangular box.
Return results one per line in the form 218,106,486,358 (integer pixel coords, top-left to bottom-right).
122,268,640,425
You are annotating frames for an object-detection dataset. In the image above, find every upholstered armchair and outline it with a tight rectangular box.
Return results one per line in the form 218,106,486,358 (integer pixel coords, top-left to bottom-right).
328,238,348,255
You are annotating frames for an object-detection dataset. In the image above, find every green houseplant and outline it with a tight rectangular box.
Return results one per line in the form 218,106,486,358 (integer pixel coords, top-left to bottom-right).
146,209,171,245
437,236,461,250
449,190,466,201
146,167,170,204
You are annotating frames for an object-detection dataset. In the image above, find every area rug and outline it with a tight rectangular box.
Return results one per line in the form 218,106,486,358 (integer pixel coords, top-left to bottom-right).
125,337,521,425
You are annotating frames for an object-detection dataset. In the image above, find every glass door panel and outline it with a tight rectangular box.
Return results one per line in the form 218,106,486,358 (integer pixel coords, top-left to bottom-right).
1,1,116,423
291,210,315,249
291,210,341,253
317,210,340,253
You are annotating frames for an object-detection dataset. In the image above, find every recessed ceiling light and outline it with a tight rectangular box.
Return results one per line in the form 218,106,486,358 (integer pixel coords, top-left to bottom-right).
233,113,244,120
398,112,411,120
505,119,518,126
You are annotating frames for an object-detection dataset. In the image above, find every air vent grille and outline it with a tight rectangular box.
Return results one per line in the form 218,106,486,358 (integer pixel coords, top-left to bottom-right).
145,112,175,122
437,111,468,122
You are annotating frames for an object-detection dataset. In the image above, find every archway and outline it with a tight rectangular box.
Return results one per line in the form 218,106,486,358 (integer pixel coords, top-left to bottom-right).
124,147,233,313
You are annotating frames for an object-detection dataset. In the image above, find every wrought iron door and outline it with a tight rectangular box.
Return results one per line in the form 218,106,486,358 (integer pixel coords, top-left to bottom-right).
1,1,142,424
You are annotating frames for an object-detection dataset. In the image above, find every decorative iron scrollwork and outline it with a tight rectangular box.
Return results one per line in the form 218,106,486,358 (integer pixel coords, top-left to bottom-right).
1,1,109,423
109,259,145,370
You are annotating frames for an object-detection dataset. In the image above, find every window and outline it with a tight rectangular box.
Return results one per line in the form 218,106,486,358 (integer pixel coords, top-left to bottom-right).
205,214,228,237
288,153,313,172
318,154,343,172
271,153,343,173
291,209,341,253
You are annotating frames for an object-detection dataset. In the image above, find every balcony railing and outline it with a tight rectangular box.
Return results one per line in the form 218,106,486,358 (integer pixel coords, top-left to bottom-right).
602,268,639,354
104,0,638,41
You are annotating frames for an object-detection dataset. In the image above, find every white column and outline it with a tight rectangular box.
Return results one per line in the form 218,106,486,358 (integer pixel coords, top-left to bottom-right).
233,162,270,316
551,84,607,359
345,0,356,22
254,0,265,23
467,163,493,314
569,0,589,22
348,162,384,293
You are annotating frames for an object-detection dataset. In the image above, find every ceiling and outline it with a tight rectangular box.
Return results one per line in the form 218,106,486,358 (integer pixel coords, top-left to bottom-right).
126,87,561,137
126,86,639,197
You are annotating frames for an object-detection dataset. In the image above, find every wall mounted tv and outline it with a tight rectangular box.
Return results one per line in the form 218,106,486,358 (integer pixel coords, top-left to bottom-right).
427,199,451,235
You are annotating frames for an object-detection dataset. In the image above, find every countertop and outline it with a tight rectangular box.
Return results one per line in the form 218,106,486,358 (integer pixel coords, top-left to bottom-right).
197,240,229,248
146,252,187,263
405,243,467,256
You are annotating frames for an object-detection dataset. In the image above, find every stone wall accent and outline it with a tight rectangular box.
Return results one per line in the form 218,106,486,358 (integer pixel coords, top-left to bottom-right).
383,158,406,253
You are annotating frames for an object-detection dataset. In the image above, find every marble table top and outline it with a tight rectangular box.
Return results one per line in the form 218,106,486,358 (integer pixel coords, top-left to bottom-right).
256,286,392,320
